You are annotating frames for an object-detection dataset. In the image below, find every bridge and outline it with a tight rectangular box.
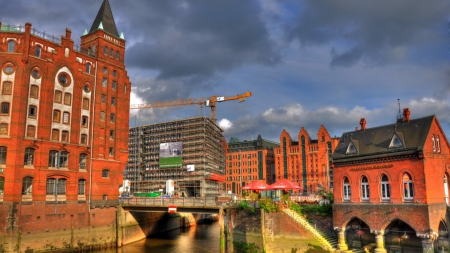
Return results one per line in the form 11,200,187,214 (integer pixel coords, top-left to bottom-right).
120,197,237,213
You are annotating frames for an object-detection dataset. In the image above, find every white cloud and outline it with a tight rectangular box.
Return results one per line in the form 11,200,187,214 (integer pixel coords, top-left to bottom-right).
218,118,233,130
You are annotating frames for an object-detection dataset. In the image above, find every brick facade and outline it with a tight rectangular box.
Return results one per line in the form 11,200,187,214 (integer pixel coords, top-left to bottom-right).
0,0,130,248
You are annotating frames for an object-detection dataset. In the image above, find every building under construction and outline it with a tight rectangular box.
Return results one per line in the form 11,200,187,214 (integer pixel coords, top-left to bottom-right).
125,116,226,198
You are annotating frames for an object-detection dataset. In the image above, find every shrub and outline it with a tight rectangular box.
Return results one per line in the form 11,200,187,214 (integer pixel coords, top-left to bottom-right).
238,201,256,213
258,198,279,213
233,242,260,253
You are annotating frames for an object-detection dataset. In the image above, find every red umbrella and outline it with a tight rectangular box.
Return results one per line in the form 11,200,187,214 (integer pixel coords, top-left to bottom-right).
242,180,270,190
268,179,301,190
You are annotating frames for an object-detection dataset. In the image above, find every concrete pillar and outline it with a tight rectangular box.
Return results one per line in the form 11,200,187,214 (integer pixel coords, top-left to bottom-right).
421,237,435,253
336,227,348,251
373,230,387,253
219,207,225,253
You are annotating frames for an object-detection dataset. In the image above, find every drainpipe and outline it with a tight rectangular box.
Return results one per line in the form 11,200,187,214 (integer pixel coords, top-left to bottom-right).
88,60,98,213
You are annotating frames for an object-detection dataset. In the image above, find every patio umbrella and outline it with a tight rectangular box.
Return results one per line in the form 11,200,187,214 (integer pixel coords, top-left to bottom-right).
242,180,270,190
268,179,301,190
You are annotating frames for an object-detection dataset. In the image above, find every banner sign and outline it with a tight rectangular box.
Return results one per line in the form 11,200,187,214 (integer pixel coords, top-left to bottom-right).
159,142,183,168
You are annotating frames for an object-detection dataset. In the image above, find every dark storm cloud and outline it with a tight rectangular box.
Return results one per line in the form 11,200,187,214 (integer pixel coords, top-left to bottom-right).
122,0,280,79
287,0,450,67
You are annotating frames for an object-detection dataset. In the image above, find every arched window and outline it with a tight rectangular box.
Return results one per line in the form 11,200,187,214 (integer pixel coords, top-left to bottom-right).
46,178,66,195
381,174,390,200
437,136,441,153
7,40,15,52
24,148,34,166
35,46,41,57
104,46,108,54
22,177,33,195
49,150,68,169
432,135,436,153
403,173,414,200
86,63,91,73
361,176,369,200
343,177,351,200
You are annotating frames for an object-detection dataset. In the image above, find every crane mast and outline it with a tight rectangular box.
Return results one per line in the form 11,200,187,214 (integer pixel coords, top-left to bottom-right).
130,91,252,122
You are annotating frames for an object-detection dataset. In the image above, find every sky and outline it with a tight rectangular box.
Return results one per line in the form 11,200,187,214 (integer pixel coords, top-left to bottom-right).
3,0,450,143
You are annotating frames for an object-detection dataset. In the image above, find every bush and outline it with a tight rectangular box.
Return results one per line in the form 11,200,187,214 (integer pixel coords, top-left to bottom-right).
238,201,256,213
288,202,302,215
302,204,332,217
233,242,260,253
258,198,279,213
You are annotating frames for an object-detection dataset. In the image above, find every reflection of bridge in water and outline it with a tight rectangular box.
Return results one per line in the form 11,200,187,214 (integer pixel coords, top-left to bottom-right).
121,197,237,213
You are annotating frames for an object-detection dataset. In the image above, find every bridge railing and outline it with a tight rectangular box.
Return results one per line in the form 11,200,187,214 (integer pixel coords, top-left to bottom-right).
120,196,236,207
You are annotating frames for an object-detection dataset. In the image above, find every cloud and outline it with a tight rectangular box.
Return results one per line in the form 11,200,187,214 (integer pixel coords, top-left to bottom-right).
218,118,233,130
287,0,450,67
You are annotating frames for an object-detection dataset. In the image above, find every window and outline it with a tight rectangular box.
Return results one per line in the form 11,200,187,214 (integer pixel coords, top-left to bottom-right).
7,40,15,52
46,178,66,195
61,130,69,142
0,124,8,136
103,195,108,200
1,102,9,115
58,73,70,86
54,90,62,103
86,63,91,73
110,48,114,57
2,82,11,95
112,80,116,90
111,97,116,106
110,113,115,123
100,111,105,121
35,46,41,57
109,147,114,156
103,46,108,54
81,116,88,127
53,110,61,122
51,129,59,141
29,105,37,118
84,84,90,93
26,125,36,137
124,84,127,94
112,70,117,77
343,177,351,200
403,173,414,200
101,94,106,103
80,134,87,144
24,148,34,166
49,150,68,168
0,177,4,194
64,93,71,105
432,135,436,153
103,67,108,74
115,51,119,59
78,179,86,195
79,154,87,169
102,78,107,87
102,169,110,178
4,66,13,75
110,130,114,139
31,69,40,79
83,98,89,110
381,174,390,200
361,176,369,200
0,147,6,165
62,112,70,124
22,177,33,195
437,136,441,153
30,85,39,99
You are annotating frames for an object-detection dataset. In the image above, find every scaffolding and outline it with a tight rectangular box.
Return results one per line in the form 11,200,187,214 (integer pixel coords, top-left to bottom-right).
125,116,226,198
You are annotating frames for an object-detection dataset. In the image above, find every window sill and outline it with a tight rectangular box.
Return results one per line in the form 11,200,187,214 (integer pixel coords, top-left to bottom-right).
48,167,69,171
24,165,34,169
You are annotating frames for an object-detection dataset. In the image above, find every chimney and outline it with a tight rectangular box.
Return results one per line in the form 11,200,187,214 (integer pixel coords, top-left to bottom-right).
355,127,358,131
402,108,410,122
360,118,366,131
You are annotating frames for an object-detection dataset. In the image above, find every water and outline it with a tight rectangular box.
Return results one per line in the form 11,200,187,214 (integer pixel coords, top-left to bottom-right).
98,223,220,253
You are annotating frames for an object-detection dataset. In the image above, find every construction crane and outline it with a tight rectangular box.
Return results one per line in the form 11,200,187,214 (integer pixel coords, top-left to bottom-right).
130,91,252,122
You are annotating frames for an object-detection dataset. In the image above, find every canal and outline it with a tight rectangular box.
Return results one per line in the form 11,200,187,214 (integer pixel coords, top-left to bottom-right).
98,223,220,253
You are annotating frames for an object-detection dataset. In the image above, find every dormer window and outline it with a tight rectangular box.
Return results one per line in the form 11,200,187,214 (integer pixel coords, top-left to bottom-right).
346,141,358,154
389,133,403,148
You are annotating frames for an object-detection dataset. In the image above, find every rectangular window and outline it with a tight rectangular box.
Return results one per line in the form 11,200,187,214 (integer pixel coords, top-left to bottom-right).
102,169,109,178
62,112,70,124
344,184,351,200
30,85,39,99
100,111,105,122
80,134,87,144
83,98,89,110
101,94,106,103
111,97,116,106
78,179,86,195
26,125,36,138
63,93,71,105
47,178,67,194
51,129,59,141
22,177,33,195
109,147,114,156
1,103,9,115
381,183,390,200
112,81,117,90
28,105,37,118
53,110,61,122
81,116,88,127
124,84,127,94
110,130,114,139
102,78,107,88
110,113,115,123
79,154,87,170
61,131,69,142
54,91,62,103
46,178,56,194
2,82,11,95
24,148,34,165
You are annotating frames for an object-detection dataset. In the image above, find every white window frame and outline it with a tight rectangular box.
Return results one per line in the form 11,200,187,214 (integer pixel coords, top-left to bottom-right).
403,173,414,200
381,175,390,200
343,177,351,200
361,176,369,200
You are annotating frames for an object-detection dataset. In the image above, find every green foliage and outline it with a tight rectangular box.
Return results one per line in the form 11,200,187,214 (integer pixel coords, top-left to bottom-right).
288,201,303,215
238,201,256,213
302,204,332,217
233,241,260,253
291,248,298,253
316,185,334,203
258,198,279,213
249,192,259,201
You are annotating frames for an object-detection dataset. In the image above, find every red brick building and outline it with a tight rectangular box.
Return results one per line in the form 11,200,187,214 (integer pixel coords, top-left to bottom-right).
224,135,278,196
332,109,450,252
274,126,339,195
0,0,130,249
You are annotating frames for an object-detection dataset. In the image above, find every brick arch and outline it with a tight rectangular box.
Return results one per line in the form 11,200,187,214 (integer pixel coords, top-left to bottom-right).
380,217,418,233
356,172,371,185
46,173,70,179
342,216,372,231
395,168,416,182
340,173,353,184
374,170,394,184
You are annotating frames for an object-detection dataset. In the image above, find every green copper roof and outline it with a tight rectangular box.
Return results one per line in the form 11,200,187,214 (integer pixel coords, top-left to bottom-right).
88,0,119,37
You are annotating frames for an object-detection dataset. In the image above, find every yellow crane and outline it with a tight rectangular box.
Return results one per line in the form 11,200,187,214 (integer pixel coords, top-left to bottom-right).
130,91,252,122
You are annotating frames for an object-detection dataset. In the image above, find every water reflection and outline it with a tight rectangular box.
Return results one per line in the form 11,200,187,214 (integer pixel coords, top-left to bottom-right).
98,223,219,253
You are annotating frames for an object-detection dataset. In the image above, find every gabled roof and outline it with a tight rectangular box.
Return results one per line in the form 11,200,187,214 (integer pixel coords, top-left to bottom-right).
89,0,119,37
332,115,435,162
